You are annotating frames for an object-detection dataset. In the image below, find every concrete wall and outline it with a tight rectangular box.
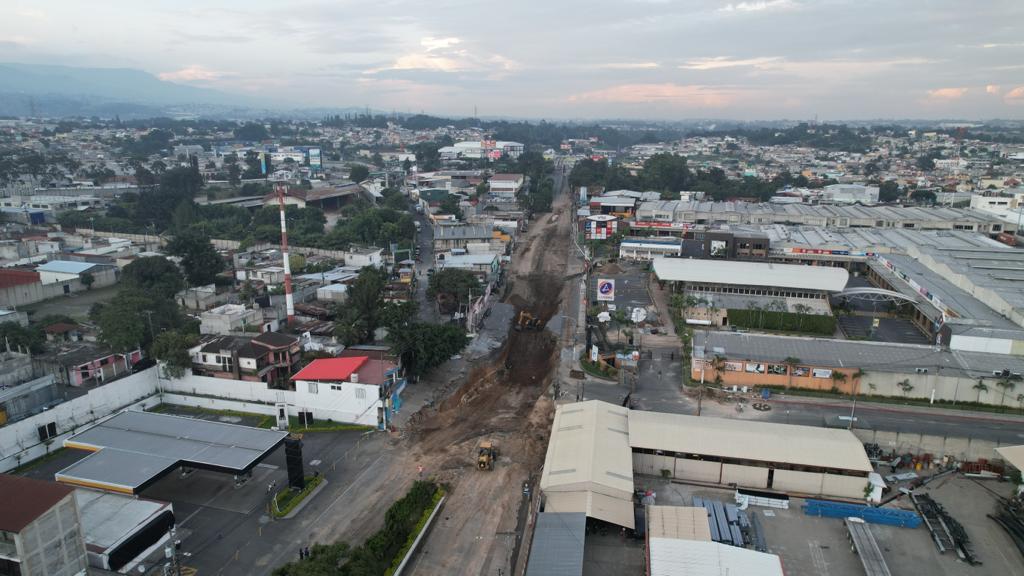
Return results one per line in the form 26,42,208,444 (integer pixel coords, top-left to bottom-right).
773,469,824,494
721,463,769,489
674,458,721,483
0,268,117,307
0,369,160,472
692,357,1019,407
852,429,1009,462
161,372,382,427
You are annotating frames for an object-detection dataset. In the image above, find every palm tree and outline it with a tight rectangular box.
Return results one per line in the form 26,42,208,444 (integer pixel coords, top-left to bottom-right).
831,371,848,394
973,379,989,403
1017,393,1024,414
897,379,914,397
783,356,801,390
851,368,867,397
711,354,727,379
996,378,1017,407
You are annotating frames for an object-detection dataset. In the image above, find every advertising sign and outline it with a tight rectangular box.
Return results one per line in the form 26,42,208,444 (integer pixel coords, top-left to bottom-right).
724,361,743,372
308,148,322,169
792,366,810,377
811,368,833,379
596,279,615,302
590,345,599,362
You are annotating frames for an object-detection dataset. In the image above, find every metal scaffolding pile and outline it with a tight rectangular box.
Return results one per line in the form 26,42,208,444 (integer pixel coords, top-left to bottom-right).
911,492,981,565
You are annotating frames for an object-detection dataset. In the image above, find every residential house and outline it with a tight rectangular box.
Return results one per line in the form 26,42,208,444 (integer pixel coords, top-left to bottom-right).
191,332,301,386
488,173,525,201
42,323,84,344
0,474,89,576
199,303,265,335
37,344,143,387
291,354,403,428
344,246,385,268
438,253,500,282
432,225,496,254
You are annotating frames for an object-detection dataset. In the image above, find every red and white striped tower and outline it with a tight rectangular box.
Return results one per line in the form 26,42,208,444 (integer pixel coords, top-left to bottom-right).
276,183,295,324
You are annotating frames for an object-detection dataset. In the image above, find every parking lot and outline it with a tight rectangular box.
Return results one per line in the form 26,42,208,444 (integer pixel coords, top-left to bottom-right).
16,406,377,576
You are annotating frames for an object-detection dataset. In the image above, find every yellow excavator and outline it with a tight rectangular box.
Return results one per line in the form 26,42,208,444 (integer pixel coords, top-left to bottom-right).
514,310,542,331
477,441,498,470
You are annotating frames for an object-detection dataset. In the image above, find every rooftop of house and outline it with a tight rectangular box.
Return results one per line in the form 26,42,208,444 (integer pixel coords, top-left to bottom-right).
291,356,369,382
0,474,75,533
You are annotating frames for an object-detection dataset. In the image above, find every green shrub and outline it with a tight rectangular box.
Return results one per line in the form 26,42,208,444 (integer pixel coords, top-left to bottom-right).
727,309,835,335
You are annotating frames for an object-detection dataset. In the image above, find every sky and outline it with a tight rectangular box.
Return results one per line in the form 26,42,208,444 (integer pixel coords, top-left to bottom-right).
2,0,1024,120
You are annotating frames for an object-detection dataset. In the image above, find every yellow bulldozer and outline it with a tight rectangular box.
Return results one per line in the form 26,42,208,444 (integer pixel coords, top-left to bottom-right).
477,440,498,471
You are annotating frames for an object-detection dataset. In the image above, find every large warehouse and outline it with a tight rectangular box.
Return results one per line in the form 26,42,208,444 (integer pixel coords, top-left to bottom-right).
652,258,849,296
540,401,873,529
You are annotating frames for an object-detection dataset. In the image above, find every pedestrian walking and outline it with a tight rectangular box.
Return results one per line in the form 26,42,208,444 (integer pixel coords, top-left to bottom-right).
417,464,424,478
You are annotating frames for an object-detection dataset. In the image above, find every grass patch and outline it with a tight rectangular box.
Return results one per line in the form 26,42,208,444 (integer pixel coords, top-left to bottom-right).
272,481,442,576
11,447,66,475
287,416,374,433
149,403,276,428
385,488,444,576
579,355,617,380
273,475,324,518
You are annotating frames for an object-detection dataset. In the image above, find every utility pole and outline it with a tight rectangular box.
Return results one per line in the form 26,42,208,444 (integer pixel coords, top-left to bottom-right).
696,329,709,416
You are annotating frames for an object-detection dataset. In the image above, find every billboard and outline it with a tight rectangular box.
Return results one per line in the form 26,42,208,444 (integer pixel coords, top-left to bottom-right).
596,279,615,302
812,368,833,379
308,148,322,170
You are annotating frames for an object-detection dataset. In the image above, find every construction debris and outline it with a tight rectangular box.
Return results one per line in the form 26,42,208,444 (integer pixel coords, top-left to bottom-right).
911,492,981,565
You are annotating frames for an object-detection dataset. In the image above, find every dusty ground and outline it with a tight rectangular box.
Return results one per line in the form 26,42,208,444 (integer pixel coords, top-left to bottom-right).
268,195,574,576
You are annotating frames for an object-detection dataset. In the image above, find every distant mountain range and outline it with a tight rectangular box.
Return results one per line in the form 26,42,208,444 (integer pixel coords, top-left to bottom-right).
0,62,267,118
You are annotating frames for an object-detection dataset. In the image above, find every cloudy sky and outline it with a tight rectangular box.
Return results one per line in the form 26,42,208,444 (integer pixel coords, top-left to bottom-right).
2,0,1024,120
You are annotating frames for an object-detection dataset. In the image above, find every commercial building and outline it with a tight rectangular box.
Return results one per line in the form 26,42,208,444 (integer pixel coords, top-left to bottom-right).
653,258,848,297
618,238,683,260
646,506,783,576
74,489,174,573
57,411,288,494
524,513,586,576
633,200,1012,234
0,474,88,576
488,173,525,200
691,330,1024,407
821,184,880,205
539,401,636,529
34,260,108,285
539,401,872,531
629,410,872,498
432,225,499,254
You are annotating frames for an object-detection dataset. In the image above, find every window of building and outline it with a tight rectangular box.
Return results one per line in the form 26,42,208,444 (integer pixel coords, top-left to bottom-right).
355,388,366,400
307,382,318,394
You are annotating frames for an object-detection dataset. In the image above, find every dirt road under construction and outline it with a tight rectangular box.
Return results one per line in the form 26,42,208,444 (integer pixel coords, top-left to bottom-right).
271,190,576,575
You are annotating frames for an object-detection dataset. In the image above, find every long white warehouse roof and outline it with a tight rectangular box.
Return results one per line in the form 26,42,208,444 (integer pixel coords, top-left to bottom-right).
652,258,849,292
629,410,872,473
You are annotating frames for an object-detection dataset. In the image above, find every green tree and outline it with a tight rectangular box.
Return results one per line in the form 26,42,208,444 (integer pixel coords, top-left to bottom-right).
380,301,420,331
878,181,901,203
389,323,469,376
0,322,44,354
151,330,199,379
916,154,936,171
641,153,692,197
235,122,269,141
973,379,989,402
121,256,185,299
783,356,801,390
996,377,1018,406
830,371,848,394
427,269,481,303
438,195,463,219
165,230,225,286
80,271,95,290
93,295,147,354
333,267,386,344
349,164,370,182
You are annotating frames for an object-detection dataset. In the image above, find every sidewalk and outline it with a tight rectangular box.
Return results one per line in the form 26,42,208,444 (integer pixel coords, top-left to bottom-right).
769,392,1024,423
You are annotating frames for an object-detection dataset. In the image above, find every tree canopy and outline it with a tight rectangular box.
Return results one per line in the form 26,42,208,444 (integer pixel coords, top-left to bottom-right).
389,323,469,376
165,230,225,286
427,269,482,303
121,256,185,299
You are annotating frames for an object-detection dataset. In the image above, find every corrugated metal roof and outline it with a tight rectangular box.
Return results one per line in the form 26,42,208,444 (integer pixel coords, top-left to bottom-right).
649,538,784,576
540,401,634,500
291,356,368,381
36,260,97,274
524,513,585,576
628,410,872,473
996,445,1024,471
653,258,849,292
647,506,712,541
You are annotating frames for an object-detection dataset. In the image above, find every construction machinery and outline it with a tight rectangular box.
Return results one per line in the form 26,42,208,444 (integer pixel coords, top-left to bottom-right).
477,441,498,470
514,310,542,331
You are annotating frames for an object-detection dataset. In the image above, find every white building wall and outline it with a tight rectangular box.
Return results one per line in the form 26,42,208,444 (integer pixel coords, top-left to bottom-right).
674,459,721,483
37,271,79,285
720,463,769,489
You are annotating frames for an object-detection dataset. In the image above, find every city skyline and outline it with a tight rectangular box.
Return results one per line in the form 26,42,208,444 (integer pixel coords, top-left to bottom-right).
2,0,1024,120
